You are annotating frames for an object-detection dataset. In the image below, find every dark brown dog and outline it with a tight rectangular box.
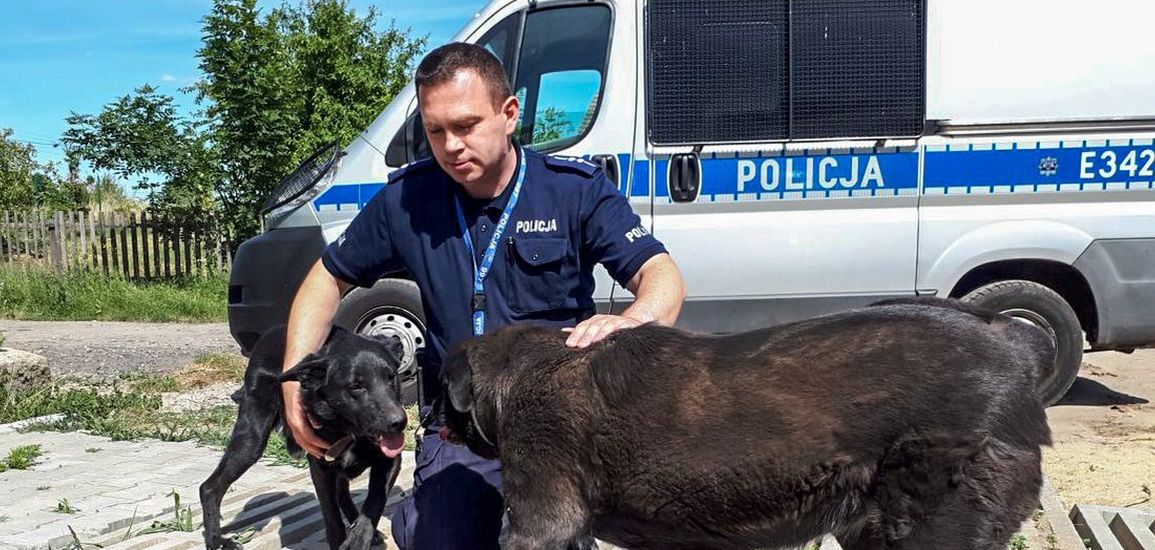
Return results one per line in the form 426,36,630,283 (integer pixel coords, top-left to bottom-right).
441,298,1053,550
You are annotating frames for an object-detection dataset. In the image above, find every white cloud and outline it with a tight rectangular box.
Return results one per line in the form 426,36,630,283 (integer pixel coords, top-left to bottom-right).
160,74,179,82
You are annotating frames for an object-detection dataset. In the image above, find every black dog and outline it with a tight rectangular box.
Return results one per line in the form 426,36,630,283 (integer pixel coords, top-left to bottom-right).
200,325,408,550
441,298,1054,550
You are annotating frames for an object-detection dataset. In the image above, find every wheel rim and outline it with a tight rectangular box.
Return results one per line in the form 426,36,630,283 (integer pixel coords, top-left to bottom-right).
1001,308,1056,340
356,307,426,380
1001,307,1064,392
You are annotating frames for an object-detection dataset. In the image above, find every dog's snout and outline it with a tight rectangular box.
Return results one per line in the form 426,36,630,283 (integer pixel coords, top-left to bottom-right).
387,414,407,433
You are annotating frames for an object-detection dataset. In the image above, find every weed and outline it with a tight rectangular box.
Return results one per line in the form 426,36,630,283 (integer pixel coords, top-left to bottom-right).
1046,533,1060,550
135,491,196,534
84,447,101,453
1008,534,1028,550
0,443,42,472
54,498,80,514
59,525,102,549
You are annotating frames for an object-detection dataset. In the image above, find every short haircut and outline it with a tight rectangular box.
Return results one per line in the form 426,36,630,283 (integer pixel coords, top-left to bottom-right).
415,42,513,107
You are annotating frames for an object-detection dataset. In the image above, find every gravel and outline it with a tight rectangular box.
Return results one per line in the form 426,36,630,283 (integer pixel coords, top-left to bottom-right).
0,320,241,378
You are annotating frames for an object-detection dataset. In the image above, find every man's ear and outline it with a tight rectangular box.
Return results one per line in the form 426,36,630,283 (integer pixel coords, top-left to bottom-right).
442,353,474,413
502,94,520,139
280,353,328,385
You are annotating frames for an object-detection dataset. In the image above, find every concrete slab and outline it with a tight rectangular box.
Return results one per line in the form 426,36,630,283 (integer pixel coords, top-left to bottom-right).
1072,504,1155,550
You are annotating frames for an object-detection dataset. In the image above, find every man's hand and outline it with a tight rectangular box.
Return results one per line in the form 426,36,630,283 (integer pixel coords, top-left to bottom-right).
563,314,642,348
282,381,331,459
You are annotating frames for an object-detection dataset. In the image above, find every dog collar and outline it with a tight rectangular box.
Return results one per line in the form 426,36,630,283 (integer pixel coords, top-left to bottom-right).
324,434,356,462
471,408,497,448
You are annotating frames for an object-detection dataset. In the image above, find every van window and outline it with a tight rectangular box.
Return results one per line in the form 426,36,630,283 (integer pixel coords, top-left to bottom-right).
387,4,611,164
514,5,611,152
647,0,924,145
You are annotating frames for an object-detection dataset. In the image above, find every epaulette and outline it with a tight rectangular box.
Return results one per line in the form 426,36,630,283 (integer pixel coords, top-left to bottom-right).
543,154,600,178
386,157,437,184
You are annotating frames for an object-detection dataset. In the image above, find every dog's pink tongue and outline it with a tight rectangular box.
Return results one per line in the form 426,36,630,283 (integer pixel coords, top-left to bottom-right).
377,434,405,458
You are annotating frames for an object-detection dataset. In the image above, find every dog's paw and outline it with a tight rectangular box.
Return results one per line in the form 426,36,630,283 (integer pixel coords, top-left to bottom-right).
203,534,243,550
338,517,377,550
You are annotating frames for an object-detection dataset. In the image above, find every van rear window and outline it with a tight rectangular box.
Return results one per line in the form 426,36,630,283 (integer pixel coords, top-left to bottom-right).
647,0,925,144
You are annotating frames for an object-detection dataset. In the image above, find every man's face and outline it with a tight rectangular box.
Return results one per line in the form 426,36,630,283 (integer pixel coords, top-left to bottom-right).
419,69,519,189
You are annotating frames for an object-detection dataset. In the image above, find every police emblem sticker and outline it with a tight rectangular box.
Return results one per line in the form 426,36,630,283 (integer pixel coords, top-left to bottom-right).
1039,157,1058,176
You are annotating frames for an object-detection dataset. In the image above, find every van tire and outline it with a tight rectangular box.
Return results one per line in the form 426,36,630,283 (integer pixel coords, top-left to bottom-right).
334,279,425,407
960,280,1083,406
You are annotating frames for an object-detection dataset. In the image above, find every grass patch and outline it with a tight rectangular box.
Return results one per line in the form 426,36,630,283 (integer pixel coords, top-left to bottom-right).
0,265,226,322
0,444,43,472
172,353,246,389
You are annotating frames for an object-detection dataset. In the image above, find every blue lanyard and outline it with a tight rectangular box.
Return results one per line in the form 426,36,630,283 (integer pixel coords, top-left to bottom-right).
454,148,526,336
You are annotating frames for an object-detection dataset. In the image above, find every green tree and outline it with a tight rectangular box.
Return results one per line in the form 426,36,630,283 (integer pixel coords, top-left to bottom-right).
0,129,40,208
60,85,217,217
195,0,426,239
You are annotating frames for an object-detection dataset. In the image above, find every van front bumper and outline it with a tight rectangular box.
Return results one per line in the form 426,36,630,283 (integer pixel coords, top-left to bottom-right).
228,226,327,354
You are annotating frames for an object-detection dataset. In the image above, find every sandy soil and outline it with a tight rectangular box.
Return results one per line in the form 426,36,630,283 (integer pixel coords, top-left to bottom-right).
1044,349,1155,511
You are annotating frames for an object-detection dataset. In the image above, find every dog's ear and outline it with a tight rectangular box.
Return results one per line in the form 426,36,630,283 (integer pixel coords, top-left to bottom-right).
367,334,406,367
442,352,474,413
280,353,329,385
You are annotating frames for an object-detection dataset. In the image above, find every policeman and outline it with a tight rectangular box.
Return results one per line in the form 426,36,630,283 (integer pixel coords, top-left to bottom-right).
280,42,686,549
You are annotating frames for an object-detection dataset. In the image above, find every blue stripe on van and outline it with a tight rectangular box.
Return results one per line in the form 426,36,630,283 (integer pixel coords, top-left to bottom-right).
311,141,1155,211
924,144,1155,194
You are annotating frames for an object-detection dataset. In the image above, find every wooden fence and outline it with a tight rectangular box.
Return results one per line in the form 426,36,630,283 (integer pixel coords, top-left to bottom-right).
0,210,233,279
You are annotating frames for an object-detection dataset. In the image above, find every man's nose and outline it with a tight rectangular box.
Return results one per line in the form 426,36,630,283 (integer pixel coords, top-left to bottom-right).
445,131,465,153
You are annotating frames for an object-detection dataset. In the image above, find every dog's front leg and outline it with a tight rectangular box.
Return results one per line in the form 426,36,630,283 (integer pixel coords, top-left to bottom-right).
501,464,593,550
308,458,349,550
339,458,402,550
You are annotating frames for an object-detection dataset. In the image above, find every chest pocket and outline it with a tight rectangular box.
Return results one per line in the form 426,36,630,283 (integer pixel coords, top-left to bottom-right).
504,236,571,313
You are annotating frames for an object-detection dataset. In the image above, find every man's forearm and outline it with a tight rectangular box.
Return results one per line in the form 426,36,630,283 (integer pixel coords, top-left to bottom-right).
283,260,351,371
622,253,686,326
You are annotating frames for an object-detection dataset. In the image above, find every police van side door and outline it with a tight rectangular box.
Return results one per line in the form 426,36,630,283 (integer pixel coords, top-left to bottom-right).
508,0,637,307
645,0,925,334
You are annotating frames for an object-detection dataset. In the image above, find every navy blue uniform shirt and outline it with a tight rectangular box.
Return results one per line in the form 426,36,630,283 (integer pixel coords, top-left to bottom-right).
321,147,666,402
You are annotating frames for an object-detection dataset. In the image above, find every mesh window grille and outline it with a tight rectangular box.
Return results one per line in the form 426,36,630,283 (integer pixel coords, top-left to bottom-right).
792,0,924,139
647,0,788,144
647,0,924,144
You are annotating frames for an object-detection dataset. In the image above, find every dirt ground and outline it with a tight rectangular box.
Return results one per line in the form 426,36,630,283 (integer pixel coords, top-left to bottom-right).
0,319,239,377
1044,348,1155,511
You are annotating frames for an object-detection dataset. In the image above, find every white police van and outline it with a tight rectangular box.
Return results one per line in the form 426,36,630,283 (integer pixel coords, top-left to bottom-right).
228,0,1155,405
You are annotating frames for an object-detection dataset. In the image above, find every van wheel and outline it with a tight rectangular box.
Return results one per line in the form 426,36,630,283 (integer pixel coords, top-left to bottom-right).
960,280,1083,406
334,279,425,407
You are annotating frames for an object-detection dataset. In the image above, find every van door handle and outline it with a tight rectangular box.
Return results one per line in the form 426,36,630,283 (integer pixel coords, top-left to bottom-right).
669,153,700,203
590,154,620,187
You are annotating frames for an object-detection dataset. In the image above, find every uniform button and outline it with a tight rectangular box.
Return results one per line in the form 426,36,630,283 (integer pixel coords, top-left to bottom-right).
532,254,539,261
480,224,488,232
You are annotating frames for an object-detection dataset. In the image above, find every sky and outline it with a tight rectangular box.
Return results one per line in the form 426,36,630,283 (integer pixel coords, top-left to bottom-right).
0,0,485,171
